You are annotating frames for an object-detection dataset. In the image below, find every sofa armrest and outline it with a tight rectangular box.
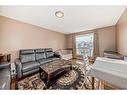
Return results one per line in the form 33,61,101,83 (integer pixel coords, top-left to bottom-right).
15,58,22,78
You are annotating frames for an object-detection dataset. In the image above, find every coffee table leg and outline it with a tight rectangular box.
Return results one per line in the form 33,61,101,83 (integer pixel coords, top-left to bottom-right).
39,68,48,89
92,77,94,89
46,75,50,89
39,69,41,79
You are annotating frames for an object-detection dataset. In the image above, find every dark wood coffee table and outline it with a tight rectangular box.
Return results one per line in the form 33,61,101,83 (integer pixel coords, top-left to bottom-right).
39,59,71,89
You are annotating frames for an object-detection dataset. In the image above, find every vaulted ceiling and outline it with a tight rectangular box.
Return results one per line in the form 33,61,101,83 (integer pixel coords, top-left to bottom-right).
0,6,126,34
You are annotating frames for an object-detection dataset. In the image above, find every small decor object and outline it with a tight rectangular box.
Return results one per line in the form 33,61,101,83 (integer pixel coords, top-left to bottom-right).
0,53,11,63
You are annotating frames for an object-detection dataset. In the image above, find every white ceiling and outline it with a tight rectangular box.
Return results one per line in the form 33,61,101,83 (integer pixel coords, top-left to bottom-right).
0,6,126,34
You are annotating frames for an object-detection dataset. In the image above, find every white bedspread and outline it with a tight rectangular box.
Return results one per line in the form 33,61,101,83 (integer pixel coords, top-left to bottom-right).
87,57,127,89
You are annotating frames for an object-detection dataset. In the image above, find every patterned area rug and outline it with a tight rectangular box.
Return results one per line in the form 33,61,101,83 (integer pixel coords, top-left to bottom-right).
18,64,92,90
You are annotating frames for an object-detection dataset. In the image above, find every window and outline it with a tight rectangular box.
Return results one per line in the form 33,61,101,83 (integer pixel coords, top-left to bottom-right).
76,33,94,57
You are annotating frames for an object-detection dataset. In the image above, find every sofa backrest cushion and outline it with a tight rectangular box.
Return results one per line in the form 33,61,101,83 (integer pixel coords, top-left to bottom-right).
45,48,54,58
20,49,35,63
35,49,46,60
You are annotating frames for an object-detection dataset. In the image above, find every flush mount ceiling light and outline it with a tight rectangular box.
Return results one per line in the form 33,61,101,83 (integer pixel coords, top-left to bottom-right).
55,11,64,18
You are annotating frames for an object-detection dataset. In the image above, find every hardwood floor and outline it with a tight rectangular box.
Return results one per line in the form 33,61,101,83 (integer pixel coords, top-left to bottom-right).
11,78,17,90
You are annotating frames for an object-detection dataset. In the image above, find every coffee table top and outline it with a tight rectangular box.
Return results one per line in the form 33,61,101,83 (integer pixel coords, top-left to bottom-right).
40,59,71,74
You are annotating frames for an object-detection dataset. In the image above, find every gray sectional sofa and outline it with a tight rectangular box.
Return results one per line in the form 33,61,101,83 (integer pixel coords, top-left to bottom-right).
15,48,60,78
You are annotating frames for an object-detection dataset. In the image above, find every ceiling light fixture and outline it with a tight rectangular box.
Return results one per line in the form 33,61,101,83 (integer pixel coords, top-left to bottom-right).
55,11,64,18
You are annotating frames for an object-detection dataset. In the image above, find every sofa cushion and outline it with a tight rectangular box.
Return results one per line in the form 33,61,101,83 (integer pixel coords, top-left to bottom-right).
35,49,46,60
21,54,35,63
45,48,54,58
20,49,35,54
20,49,35,63
38,59,52,65
45,48,52,52
36,53,46,60
23,68,39,77
35,49,45,53
46,52,54,58
22,61,40,73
